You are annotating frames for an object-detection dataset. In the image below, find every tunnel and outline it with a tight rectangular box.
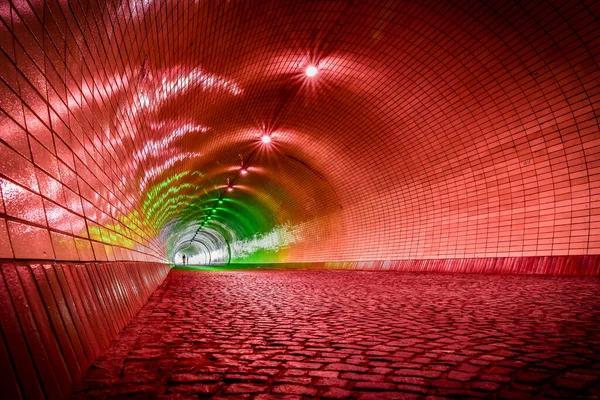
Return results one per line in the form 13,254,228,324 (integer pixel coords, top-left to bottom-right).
0,0,599,398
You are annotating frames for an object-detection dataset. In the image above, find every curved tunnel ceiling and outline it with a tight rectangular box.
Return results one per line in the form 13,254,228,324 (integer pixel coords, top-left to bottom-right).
0,0,598,264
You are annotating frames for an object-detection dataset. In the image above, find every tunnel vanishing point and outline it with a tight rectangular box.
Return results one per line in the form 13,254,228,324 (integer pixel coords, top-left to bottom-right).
0,0,599,399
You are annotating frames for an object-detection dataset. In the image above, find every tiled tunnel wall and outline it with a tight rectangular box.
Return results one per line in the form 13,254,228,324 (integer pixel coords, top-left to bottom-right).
0,0,598,267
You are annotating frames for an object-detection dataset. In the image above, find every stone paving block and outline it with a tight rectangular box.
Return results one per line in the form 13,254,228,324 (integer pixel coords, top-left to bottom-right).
340,373,385,381
325,363,369,372
431,379,464,389
285,361,322,369
372,367,393,374
274,377,312,385
395,369,441,378
309,370,339,378
224,383,267,394
283,369,307,377
169,374,221,383
395,384,428,394
271,384,318,396
256,368,279,376
389,376,427,385
354,381,397,390
314,378,349,387
322,387,353,399
472,381,502,391
447,371,477,381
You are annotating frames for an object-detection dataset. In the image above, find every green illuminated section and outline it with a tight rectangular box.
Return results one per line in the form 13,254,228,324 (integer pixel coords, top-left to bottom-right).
128,163,319,263
70,163,294,262
143,171,190,210
179,197,274,239
141,171,200,230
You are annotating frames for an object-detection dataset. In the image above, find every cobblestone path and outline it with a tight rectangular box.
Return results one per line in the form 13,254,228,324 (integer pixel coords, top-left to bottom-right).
73,269,600,399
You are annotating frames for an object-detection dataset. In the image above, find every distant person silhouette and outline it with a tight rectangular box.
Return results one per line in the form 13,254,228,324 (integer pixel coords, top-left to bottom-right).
182,254,187,265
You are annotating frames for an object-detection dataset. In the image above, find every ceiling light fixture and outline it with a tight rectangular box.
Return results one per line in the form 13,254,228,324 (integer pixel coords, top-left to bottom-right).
306,65,318,77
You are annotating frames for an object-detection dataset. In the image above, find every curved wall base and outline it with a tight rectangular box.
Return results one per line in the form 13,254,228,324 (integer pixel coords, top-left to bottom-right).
0,262,170,399
226,255,600,275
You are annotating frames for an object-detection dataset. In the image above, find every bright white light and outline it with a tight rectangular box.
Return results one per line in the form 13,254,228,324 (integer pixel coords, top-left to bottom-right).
240,168,248,175
261,135,271,144
227,186,234,192
229,223,303,259
306,65,318,77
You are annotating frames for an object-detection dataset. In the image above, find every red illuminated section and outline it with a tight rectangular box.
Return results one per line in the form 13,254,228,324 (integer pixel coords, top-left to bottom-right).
0,1,598,265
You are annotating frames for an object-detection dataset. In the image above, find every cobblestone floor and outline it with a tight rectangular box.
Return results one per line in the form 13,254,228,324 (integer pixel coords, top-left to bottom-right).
72,269,600,399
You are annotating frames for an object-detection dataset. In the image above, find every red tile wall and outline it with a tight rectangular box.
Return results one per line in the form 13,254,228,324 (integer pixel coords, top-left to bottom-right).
0,261,170,399
0,1,598,265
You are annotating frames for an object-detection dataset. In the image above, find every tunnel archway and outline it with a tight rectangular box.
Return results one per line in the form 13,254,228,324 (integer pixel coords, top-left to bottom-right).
0,1,597,264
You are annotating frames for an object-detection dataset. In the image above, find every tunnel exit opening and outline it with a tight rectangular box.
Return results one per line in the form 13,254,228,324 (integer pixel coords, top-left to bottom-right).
170,226,231,266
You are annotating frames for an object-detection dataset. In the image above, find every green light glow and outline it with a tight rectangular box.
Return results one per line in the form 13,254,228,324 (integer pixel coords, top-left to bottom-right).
133,158,331,264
